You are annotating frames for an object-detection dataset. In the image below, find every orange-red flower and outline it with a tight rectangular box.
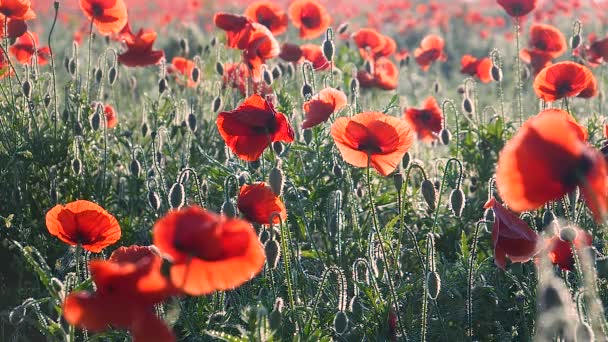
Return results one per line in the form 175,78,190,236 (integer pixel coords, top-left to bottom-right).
104,104,118,128
301,44,330,70
520,24,566,75
79,0,128,36
352,28,396,60
414,35,447,71
288,0,330,40
496,110,608,221
357,57,399,90
279,42,303,62
536,108,587,142
46,200,121,253
545,227,592,271
238,182,287,224
519,49,553,76
153,206,265,295
222,62,272,96
533,61,596,102
167,57,199,88
460,55,492,83
63,245,176,342
497,0,537,17
214,13,254,50
217,94,294,161
302,87,347,129
331,112,414,176
242,23,280,81
403,96,443,142
0,0,35,20
485,198,542,270
118,24,164,67
244,1,288,36
9,32,50,65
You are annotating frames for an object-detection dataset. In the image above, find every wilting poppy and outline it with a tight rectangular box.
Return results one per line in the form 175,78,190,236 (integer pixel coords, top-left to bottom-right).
533,61,595,102
583,36,608,66
214,13,254,50
485,198,542,270
302,87,347,129
288,0,331,40
79,0,128,35
222,62,272,96
9,31,50,65
545,227,592,271
242,23,280,81
495,110,608,221
63,245,175,342
238,182,287,225
153,206,265,295
403,96,443,142
46,200,121,253
244,1,288,36
357,57,399,90
118,24,164,67
414,34,447,71
217,94,294,161
497,0,537,17
460,55,492,83
279,42,303,62
168,57,199,88
331,111,414,176
352,28,396,60
0,0,35,21
301,44,330,70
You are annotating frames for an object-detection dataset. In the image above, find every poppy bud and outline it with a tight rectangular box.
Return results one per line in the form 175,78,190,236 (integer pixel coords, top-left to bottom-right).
433,81,441,94
337,22,349,34
249,159,261,171
286,63,295,78
462,97,473,114
322,39,334,61
393,173,403,192
221,199,237,217
108,67,118,85
215,62,224,76
440,128,451,145
90,111,101,131
264,239,281,270
179,37,189,54
421,179,436,210
212,96,222,112
68,59,77,75
158,78,168,94
302,83,313,99
333,163,343,178
130,159,141,177
541,210,556,228
272,65,282,80
259,229,271,244
303,129,313,145
491,65,502,82
333,311,349,335
571,35,582,51
350,78,359,94
576,322,593,341
63,56,70,72
238,172,249,186
559,226,577,242
402,152,410,169
269,297,284,330
269,167,284,196
271,142,283,156
263,68,274,85
168,183,185,209
71,158,82,176
9,304,26,325
426,271,441,299
187,113,197,132
470,176,478,186
95,68,103,83
44,93,51,107
141,121,149,137
483,207,494,222
449,189,465,217
21,80,31,98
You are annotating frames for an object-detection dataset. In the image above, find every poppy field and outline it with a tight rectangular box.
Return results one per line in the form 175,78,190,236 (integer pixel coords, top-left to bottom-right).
5,0,608,340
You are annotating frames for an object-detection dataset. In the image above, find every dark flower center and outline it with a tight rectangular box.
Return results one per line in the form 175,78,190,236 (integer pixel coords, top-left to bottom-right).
512,3,523,15
357,139,382,154
91,3,104,18
419,111,432,123
258,15,272,29
562,154,593,187
555,81,572,97
535,41,547,51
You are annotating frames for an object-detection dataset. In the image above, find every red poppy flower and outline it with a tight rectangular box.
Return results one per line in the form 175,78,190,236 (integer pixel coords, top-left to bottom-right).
331,112,414,176
167,57,199,88
584,36,608,66
484,198,542,270
104,104,118,128
9,31,50,65
244,1,288,36
302,87,347,129
357,57,399,91
519,49,553,76
217,94,294,161
414,34,447,71
533,61,595,102
403,96,443,142
288,0,331,40
79,0,128,36
63,245,175,341
214,13,254,50
279,42,303,62
527,24,567,58
46,200,121,253
497,0,537,17
545,227,592,271
495,110,608,221
153,206,265,295
536,108,587,142
242,23,280,81
222,62,272,96
1,18,26,39
118,24,164,67
0,0,35,20
352,28,396,60
238,182,287,224
301,44,330,70
460,55,492,83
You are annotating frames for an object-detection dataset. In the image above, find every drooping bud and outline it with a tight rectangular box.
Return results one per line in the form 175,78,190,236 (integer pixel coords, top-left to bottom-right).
168,183,185,209
483,207,495,223
68,59,77,75
491,65,502,82
22,80,31,98
71,158,82,175
322,39,334,61
44,93,51,107
269,167,284,196
272,141,283,155
89,109,101,131
302,83,313,99
108,67,118,85
449,189,465,217
440,128,451,145
187,113,197,132
426,271,441,299
272,65,282,80
249,159,261,171
421,179,437,210
542,209,557,228
303,129,313,145
333,163,343,178
264,239,281,270
333,311,349,335
215,62,224,76
462,97,473,114
94,68,103,83
141,121,149,137
221,199,237,217
393,173,403,192
129,159,141,177
433,81,441,94
263,68,273,85
212,96,222,112
402,152,410,169
179,37,189,54
337,22,349,34
571,35,582,51
269,297,284,331
191,67,200,84
158,78,168,94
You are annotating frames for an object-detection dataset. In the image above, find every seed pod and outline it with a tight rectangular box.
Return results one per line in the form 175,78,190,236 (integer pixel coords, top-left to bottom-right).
542,209,556,227
272,65,282,80
421,179,436,210
303,129,313,145
263,68,273,85
71,158,82,175
95,68,103,83
191,67,200,84
44,93,51,107
449,189,465,217
22,80,31,98
269,167,284,196
141,121,149,137
426,271,441,299
393,173,403,192
90,110,101,131
559,226,577,242
158,78,168,94
212,96,222,112
130,159,141,177
168,183,185,209
322,39,334,61
350,78,359,95
333,163,343,178
337,22,349,34
440,128,451,145
333,311,349,335
68,59,77,75
571,34,582,50
108,67,118,85
221,199,237,217
215,61,224,76
286,63,295,78
462,97,473,114
491,65,502,82
302,83,313,99
187,113,197,132
402,152,410,169
264,239,281,270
